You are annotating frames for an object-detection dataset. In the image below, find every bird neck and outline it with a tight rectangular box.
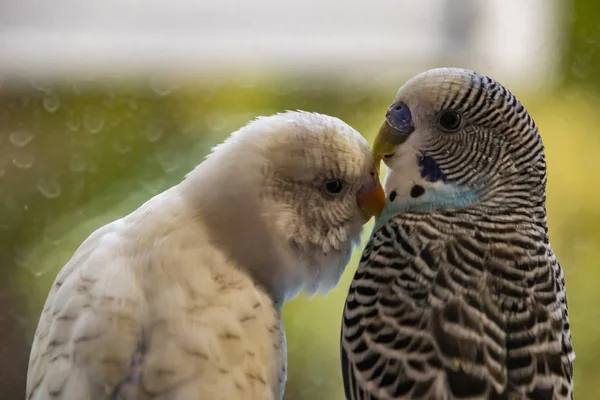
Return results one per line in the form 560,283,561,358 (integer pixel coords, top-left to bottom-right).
375,175,549,237
178,153,302,306
477,166,548,229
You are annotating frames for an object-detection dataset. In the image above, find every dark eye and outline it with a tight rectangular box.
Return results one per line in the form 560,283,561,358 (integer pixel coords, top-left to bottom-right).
323,179,344,196
438,110,462,132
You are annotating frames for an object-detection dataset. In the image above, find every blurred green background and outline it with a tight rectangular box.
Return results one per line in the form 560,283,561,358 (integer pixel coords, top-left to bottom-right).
1,0,600,399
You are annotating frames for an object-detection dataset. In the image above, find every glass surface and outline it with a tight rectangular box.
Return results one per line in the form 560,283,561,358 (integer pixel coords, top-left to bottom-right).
1,1,598,398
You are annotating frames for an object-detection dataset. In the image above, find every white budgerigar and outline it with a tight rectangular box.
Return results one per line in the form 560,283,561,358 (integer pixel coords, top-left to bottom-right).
27,111,385,400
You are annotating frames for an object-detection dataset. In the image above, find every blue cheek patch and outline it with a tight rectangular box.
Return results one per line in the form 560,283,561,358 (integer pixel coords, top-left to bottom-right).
418,154,448,183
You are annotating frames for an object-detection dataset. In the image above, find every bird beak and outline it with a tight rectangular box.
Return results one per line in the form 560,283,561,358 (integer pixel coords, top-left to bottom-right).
372,120,410,173
357,172,386,220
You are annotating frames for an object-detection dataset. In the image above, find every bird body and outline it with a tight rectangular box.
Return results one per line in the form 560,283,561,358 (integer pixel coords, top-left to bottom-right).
28,187,287,400
341,69,574,399
27,111,385,400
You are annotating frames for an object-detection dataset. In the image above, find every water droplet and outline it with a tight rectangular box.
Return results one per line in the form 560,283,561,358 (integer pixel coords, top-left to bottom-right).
9,130,34,147
146,125,164,142
69,154,87,172
31,79,51,92
42,91,60,113
67,110,81,132
12,153,34,169
156,150,178,173
83,106,106,134
150,76,175,96
42,223,65,245
181,124,194,136
37,178,61,199
67,114,80,131
114,140,132,154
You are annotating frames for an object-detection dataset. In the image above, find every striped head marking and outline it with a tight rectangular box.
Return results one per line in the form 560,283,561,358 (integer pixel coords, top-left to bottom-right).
373,67,546,228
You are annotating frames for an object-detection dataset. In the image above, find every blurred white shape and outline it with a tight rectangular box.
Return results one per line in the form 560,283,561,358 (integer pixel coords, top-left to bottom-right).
30,78,51,92
66,111,81,131
9,130,34,147
0,0,566,88
37,177,62,199
42,91,60,113
146,124,164,142
156,149,179,172
149,76,176,96
114,139,132,154
12,153,34,169
83,106,106,134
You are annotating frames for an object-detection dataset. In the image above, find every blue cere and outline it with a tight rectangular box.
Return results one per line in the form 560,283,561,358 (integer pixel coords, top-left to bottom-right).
386,103,415,134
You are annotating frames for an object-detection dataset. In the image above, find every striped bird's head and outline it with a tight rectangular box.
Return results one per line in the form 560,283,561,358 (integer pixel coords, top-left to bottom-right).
373,68,546,225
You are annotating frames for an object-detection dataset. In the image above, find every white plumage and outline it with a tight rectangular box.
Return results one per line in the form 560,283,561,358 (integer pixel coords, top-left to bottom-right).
27,111,385,400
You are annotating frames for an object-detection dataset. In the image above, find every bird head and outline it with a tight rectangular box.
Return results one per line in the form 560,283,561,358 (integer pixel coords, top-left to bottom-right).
372,68,546,225
186,111,385,302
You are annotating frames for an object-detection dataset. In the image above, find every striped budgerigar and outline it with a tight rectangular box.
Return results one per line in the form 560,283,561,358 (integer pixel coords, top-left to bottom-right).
341,68,574,399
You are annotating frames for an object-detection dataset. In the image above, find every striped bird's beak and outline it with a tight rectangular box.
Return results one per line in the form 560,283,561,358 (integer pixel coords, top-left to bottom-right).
372,119,411,173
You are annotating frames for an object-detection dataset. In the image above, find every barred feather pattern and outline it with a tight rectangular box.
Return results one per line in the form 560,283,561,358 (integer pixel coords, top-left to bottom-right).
341,70,574,400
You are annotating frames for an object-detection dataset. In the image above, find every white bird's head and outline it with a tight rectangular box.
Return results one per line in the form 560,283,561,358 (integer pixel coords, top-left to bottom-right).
182,111,385,304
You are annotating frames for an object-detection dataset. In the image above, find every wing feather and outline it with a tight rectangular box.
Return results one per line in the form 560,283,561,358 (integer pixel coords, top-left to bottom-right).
28,193,284,400
341,215,574,399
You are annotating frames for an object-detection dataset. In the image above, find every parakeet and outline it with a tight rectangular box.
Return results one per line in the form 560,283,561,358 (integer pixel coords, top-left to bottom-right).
341,68,574,399
27,111,386,400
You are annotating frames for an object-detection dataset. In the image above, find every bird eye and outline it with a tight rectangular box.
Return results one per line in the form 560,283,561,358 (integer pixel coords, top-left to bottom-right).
438,110,462,132
386,102,415,133
323,179,344,196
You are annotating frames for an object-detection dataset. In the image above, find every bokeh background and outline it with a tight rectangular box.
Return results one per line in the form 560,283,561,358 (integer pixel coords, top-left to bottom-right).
1,0,599,398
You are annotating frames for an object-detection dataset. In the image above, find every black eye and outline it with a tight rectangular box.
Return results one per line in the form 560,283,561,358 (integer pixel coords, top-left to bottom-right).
438,110,462,132
323,179,344,196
